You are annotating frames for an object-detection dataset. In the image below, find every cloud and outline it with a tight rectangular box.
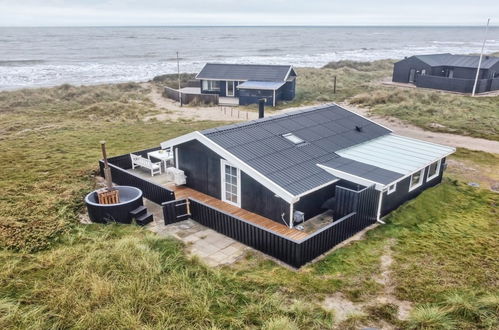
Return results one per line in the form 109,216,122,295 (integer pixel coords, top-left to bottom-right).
0,0,496,26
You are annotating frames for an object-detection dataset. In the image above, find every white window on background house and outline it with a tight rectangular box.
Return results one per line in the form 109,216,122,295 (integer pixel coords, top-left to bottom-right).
427,159,441,181
409,168,425,191
202,80,220,91
387,183,397,195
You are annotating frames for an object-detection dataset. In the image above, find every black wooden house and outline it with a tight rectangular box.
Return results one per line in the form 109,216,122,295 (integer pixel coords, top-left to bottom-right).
393,53,499,93
161,104,455,228
195,63,297,106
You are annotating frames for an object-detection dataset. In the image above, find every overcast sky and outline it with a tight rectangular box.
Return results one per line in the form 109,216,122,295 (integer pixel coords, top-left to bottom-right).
0,0,496,27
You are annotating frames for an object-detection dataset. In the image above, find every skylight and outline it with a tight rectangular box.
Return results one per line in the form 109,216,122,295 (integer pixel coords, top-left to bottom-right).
282,133,304,144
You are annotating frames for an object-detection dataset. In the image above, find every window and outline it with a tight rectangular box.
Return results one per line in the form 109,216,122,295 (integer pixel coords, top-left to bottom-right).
421,69,427,75
409,169,424,191
221,160,240,207
283,133,304,145
387,183,397,195
427,160,441,181
202,80,220,91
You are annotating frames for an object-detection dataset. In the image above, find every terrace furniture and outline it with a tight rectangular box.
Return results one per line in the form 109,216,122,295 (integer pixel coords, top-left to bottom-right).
147,149,174,172
130,153,161,176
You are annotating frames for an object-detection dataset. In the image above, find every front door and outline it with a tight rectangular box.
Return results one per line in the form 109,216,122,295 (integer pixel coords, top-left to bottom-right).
409,69,416,83
226,81,235,97
221,159,241,207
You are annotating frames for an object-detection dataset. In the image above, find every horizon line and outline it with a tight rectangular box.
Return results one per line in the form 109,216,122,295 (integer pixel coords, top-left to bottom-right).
0,24,497,28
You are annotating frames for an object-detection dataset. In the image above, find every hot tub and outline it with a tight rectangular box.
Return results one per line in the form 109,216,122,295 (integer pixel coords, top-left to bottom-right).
85,186,143,224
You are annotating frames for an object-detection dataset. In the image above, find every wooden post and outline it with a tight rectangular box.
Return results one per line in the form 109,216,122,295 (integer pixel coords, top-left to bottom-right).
100,141,114,191
333,76,337,94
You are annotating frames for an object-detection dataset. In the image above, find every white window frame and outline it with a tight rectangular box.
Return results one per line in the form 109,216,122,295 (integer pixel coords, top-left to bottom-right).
426,159,441,182
387,183,397,195
226,81,235,97
203,80,220,92
220,159,241,207
408,168,425,192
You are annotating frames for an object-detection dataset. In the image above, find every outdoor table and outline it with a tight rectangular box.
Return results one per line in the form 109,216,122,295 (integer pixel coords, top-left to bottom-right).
147,149,173,172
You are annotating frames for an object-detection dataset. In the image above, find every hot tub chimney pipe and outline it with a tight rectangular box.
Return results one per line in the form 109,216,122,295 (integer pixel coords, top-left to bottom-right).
100,141,114,191
258,98,266,119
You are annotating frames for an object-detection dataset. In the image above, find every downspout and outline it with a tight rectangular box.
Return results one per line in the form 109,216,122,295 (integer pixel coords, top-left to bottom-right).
376,189,385,224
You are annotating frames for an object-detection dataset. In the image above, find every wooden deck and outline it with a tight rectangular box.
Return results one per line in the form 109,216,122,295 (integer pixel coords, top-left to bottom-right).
169,185,309,240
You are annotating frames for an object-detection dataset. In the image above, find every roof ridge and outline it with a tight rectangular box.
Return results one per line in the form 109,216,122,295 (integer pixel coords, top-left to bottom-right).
204,62,292,67
201,104,337,135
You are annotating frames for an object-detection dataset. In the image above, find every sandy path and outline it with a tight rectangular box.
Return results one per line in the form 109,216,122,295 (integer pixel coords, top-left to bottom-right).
142,83,259,122
340,102,499,154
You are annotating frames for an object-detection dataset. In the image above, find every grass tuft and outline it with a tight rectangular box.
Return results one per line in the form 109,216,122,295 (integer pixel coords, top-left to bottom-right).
407,305,456,330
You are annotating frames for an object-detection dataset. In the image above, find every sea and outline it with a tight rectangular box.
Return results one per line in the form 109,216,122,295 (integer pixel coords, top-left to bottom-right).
1,26,498,90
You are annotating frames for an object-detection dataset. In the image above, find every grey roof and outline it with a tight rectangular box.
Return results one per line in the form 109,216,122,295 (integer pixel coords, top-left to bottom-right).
196,63,294,82
412,53,499,69
321,157,403,185
237,80,286,90
201,104,391,195
336,134,455,175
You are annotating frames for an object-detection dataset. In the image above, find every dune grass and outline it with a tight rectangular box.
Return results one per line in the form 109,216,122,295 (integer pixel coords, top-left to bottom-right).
1,83,498,329
350,88,499,140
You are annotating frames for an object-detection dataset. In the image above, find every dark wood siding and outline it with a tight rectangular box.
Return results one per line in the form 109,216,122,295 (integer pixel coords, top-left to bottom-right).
176,140,289,224
239,89,274,106
240,172,290,224
294,182,337,221
177,140,221,198
392,57,432,83
381,158,446,216
281,79,296,100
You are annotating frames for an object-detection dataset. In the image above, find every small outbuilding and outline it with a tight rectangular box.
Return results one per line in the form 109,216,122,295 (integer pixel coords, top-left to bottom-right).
195,63,297,106
392,53,499,93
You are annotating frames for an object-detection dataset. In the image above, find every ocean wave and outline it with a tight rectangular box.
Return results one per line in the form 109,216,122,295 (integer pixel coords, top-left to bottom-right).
258,48,284,53
0,60,46,67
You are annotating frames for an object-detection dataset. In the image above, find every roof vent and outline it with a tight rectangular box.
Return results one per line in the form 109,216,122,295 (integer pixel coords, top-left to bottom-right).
485,56,490,60
355,125,363,132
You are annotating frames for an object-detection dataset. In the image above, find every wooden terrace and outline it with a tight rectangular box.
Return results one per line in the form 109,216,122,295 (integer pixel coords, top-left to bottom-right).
126,168,309,240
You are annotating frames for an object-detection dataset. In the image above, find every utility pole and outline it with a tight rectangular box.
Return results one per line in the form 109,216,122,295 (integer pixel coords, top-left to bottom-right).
177,51,182,106
472,18,490,97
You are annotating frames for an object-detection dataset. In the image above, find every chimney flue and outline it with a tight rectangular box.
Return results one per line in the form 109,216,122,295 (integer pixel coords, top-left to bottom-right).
258,98,266,119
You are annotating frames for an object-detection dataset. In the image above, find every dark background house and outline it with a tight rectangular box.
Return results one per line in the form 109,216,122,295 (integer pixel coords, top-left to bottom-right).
195,63,297,106
392,53,499,93
161,104,454,228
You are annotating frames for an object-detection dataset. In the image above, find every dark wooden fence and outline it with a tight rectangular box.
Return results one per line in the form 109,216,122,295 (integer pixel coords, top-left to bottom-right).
100,151,380,267
189,198,302,266
162,199,190,225
188,184,380,268
98,147,175,205
415,74,490,93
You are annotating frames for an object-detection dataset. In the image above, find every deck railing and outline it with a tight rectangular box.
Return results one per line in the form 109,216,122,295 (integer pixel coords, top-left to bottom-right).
98,147,175,205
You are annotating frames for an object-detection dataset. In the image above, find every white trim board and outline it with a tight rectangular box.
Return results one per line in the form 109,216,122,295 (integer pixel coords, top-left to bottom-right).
317,164,385,191
161,131,298,203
